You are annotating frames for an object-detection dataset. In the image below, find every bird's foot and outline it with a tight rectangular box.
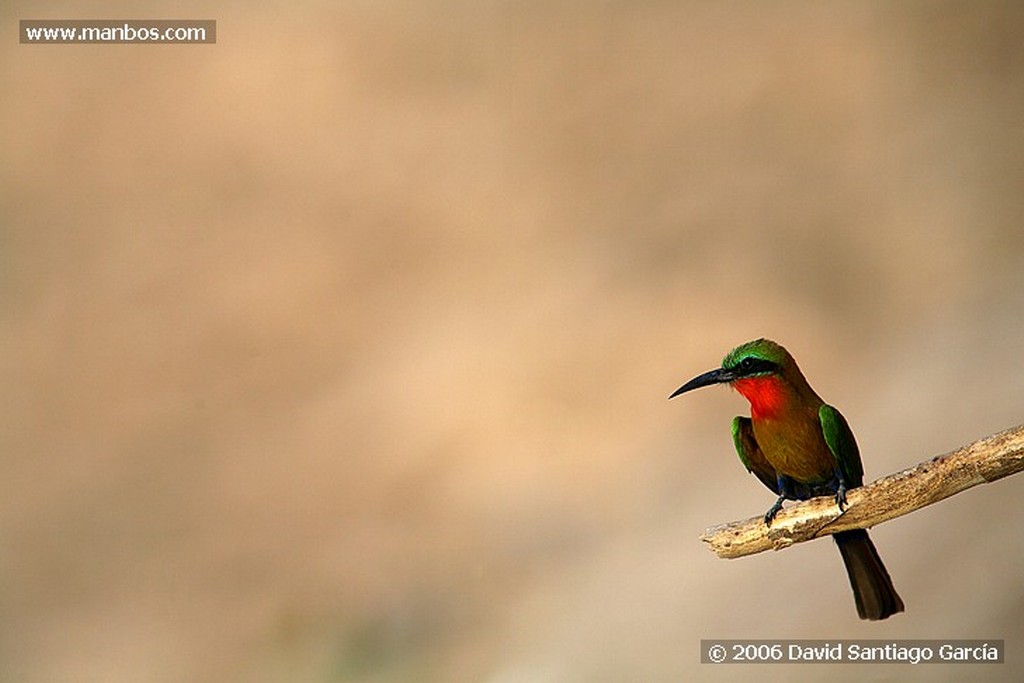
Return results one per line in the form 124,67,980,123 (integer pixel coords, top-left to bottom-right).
834,482,848,512
763,496,785,527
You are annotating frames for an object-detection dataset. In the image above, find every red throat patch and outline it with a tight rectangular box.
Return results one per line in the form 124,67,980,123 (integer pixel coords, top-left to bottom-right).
732,375,785,419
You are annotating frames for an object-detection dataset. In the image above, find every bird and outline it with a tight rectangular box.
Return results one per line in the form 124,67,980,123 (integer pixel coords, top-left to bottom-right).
669,338,904,621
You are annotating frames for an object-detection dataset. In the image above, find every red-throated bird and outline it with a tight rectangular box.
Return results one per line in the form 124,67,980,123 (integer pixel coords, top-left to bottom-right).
669,338,904,621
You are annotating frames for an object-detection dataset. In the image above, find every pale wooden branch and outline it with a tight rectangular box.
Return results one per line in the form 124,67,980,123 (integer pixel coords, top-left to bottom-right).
700,423,1024,559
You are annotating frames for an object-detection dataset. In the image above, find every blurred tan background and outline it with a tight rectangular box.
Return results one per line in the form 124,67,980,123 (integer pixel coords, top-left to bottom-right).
3,1,1024,681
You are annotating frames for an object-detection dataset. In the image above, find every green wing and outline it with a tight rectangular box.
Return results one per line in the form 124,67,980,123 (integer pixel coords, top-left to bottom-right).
731,416,780,494
818,404,864,487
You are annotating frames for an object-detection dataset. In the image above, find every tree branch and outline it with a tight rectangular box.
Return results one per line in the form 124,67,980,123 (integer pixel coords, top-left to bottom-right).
700,423,1024,559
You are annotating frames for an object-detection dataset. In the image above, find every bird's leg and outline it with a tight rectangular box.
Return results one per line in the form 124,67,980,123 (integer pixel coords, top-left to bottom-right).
833,470,849,512
764,495,785,526
764,476,795,526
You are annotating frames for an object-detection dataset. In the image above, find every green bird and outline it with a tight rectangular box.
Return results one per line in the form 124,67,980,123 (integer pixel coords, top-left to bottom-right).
670,338,904,621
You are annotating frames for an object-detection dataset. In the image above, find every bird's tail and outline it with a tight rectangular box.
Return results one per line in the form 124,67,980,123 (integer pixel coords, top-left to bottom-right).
834,529,905,621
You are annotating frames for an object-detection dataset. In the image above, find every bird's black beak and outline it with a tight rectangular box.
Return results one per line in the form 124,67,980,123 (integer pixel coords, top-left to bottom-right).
668,367,734,399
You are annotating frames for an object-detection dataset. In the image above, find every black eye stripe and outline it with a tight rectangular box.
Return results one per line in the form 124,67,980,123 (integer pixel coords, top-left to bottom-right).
732,357,778,375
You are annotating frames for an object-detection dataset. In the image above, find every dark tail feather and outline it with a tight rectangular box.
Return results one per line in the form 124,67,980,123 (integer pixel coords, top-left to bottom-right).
834,529,905,621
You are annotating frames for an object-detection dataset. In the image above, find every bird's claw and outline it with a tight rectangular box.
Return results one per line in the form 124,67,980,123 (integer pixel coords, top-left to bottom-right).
834,482,848,512
763,496,785,527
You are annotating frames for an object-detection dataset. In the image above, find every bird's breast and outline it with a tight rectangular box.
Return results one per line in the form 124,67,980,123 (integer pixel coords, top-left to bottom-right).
751,413,835,484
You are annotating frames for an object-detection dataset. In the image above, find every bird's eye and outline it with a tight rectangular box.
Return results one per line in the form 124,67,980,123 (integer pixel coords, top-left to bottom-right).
739,357,755,371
